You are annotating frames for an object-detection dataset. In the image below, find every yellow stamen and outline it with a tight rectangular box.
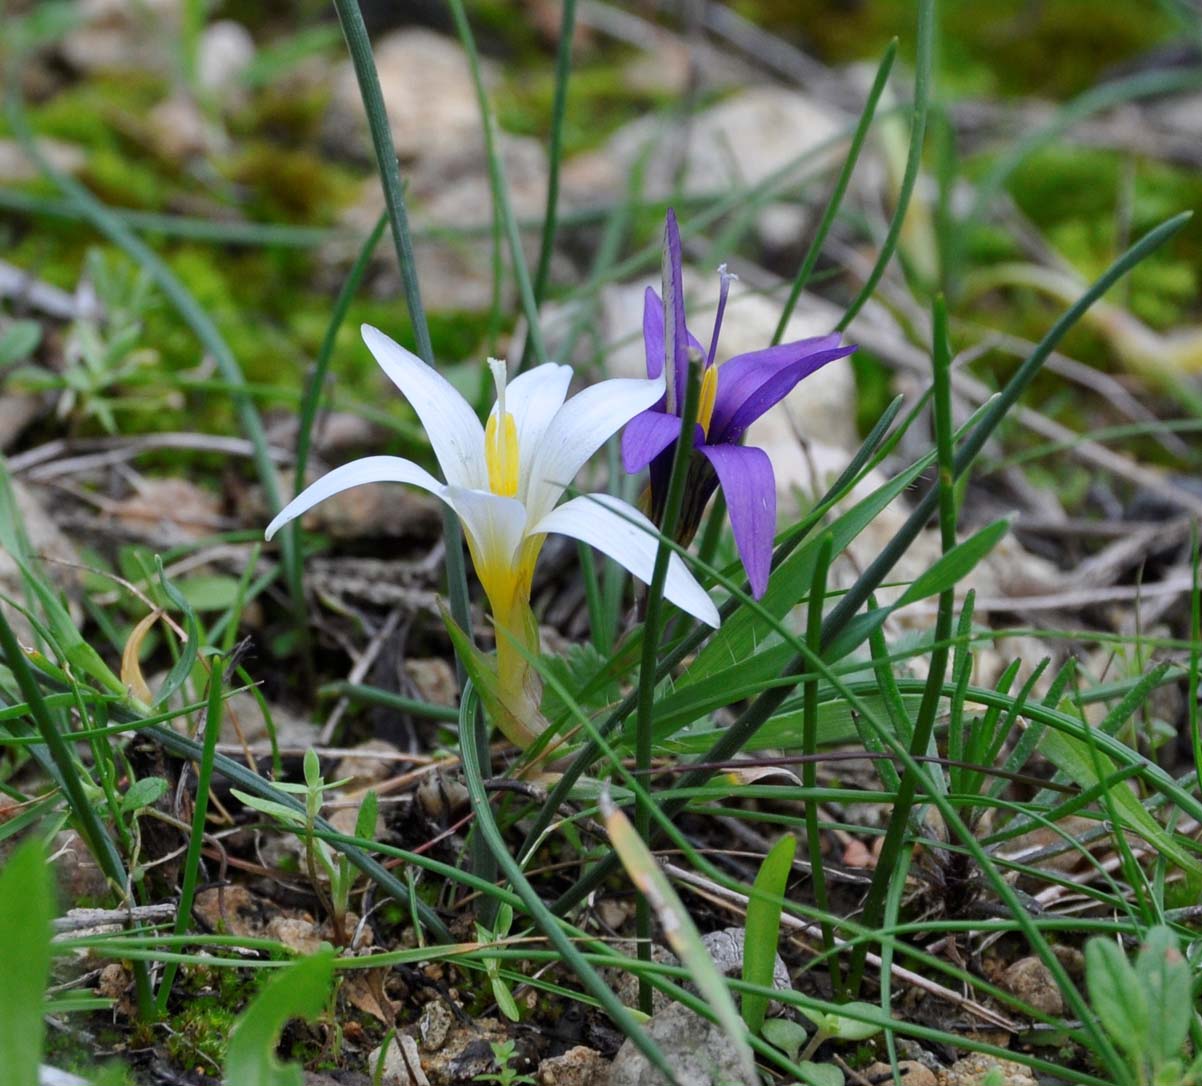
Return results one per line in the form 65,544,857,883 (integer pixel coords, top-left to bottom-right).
698,364,719,438
485,358,520,497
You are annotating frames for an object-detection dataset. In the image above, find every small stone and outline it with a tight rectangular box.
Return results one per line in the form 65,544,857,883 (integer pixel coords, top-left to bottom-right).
416,773,470,822
197,20,256,97
325,29,488,163
369,1034,430,1086
97,962,129,1001
538,1045,608,1086
419,1000,454,1052
865,1061,937,1086
266,916,324,956
938,1054,1038,1086
334,739,403,790
1001,956,1063,1017
146,95,220,161
108,476,224,542
194,885,270,938
406,658,459,708
609,1002,755,1086
0,138,86,183
51,831,110,904
420,1017,510,1086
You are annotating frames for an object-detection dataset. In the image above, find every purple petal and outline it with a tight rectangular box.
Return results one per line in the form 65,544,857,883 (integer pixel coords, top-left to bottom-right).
699,443,776,599
644,284,706,396
663,209,689,414
622,409,682,473
643,286,663,379
709,338,856,444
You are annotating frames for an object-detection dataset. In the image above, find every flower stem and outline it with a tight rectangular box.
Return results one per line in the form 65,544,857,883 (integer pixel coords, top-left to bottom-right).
633,353,702,1013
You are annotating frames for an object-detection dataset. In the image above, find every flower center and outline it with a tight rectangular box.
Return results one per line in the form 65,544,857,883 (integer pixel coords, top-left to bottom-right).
698,363,718,438
485,358,520,497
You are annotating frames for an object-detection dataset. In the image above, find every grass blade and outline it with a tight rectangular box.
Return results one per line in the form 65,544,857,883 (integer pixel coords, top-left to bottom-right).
600,789,757,1084
0,837,53,1086
742,832,796,1035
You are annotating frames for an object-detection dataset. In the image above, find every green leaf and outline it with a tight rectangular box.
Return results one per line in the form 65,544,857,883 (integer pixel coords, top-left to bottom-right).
1039,728,1202,877
893,520,1010,610
354,790,379,843
800,1002,883,1042
685,451,937,685
797,1061,844,1086
761,1017,808,1062
18,559,124,696
231,789,306,828
0,320,42,367
121,775,168,814
177,574,243,613
0,837,54,1086
600,790,757,1082
1136,925,1191,1066
224,951,334,1086
155,559,201,709
1085,936,1147,1056
742,832,795,1035
490,974,521,1023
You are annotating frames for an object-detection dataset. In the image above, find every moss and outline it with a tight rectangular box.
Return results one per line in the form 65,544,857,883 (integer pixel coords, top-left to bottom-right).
225,143,361,223
736,0,1174,99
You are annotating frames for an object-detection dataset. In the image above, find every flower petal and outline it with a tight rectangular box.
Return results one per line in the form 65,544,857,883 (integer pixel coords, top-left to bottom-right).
362,323,487,489
699,443,776,598
265,455,444,540
644,285,707,387
491,362,573,502
442,484,529,604
662,209,690,414
621,409,685,474
523,375,665,526
708,336,855,443
531,493,720,628
643,286,664,380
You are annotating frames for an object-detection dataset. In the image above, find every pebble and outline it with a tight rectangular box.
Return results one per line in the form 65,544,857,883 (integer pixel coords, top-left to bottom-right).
609,1002,755,1086
1001,956,1063,1017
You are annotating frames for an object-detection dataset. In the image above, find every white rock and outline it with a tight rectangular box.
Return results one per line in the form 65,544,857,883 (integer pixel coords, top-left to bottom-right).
369,1034,430,1086
326,28,490,162
197,20,256,96
609,1001,755,1086
60,0,179,74
566,86,846,205
0,138,85,183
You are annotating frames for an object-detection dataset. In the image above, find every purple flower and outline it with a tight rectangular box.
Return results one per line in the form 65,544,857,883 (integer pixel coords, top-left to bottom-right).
621,210,855,598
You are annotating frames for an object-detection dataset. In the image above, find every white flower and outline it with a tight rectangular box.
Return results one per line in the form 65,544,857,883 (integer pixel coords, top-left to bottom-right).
266,325,720,632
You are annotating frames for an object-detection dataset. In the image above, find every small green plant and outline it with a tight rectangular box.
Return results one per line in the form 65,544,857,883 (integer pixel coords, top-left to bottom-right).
473,1040,536,1086
760,1004,883,1086
232,750,377,946
476,902,521,1022
1085,925,1201,1086
11,249,175,433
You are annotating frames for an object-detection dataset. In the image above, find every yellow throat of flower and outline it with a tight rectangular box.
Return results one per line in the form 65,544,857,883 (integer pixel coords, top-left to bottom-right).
485,358,520,497
698,362,718,438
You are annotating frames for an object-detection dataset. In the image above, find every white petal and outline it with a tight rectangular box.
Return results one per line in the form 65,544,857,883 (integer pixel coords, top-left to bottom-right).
523,375,666,525
442,485,529,602
531,493,719,628
490,362,573,502
265,455,444,540
362,324,486,489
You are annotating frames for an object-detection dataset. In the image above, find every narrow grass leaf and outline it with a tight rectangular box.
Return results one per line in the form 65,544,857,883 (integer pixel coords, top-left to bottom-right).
742,832,796,1034
0,837,53,1086
599,788,757,1084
